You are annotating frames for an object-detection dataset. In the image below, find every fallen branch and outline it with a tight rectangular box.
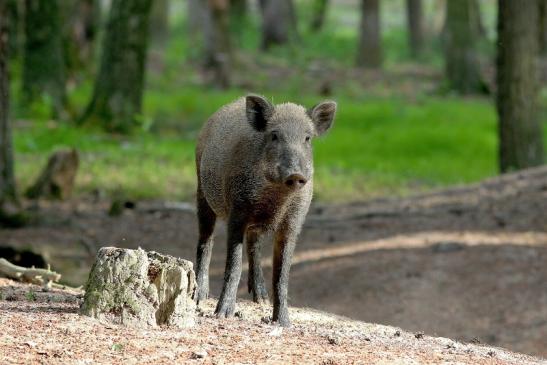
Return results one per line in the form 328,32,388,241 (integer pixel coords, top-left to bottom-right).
0,258,61,285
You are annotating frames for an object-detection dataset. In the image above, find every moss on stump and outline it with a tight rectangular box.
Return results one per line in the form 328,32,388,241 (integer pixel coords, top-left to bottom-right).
80,247,196,328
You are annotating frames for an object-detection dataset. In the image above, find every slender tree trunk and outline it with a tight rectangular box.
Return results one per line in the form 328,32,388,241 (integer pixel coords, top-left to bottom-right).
356,0,382,69
22,0,66,117
80,0,153,133
63,0,100,78
206,0,231,88
497,0,544,172
261,0,298,49
6,0,21,58
540,0,547,55
310,0,328,32
150,0,169,44
406,0,423,58
444,0,483,94
230,0,247,22
0,1,16,203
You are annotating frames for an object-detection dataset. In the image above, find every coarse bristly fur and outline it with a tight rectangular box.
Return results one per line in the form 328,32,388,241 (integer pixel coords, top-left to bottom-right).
194,95,337,326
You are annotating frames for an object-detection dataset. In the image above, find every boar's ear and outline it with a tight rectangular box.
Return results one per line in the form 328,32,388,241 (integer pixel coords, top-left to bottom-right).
308,101,337,136
246,95,274,132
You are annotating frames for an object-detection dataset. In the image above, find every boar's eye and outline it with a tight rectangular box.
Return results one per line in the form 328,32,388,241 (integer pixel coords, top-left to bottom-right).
271,132,279,141
305,136,311,143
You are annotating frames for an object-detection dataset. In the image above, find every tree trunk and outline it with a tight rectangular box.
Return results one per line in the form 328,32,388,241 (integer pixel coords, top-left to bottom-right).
444,0,483,94
540,0,547,55
81,247,196,328
150,0,169,44
497,0,544,172
22,0,66,117
261,0,298,49
204,0,231,89
356,0,382,69
6,0,21,58
62,0,101,78
0,1,16,204
406,0,423,58
80,0,153,133
230,0,247,22
310,0,328,32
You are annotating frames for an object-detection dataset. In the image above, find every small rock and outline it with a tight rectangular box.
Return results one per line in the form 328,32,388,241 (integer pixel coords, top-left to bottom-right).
487,350,496,357
24,341,37,348
234,310,244,319
268,327,283,337
191,350,208,359
415,332,424,339
326,334,341,345
261,316,271,324
393,330,401,337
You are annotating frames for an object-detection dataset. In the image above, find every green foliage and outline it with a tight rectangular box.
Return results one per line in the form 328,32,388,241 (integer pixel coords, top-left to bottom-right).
25,290,36,301
111,343,124,351
15,93,545,202
8,0,546,202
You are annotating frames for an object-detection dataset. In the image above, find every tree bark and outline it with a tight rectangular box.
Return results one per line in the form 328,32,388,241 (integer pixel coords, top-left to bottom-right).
22,0,66,117
6,0,21,58
62,0,101,77
406,0,423,58
540,0,547,55
497,0,544,172
80,0,153,132
444,0,483,94
150,0,169,44
310,0,328,32
81,247,196,328
230,0,247,23
206,0,231,88
356,0,382,69
261,0,298,49
0,2,16,204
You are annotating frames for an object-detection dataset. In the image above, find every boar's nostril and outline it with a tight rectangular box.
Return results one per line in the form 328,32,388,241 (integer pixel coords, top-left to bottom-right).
285,174,307,188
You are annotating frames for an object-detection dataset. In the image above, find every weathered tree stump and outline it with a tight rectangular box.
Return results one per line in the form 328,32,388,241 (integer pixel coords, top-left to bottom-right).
80,247,197,328
26,148,79,200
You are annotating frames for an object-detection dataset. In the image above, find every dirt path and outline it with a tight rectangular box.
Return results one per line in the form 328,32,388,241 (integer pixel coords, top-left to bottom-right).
1,167,546,357
0,279,544,365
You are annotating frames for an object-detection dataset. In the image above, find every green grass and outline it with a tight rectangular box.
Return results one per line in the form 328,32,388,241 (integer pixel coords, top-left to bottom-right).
16,92,542,203
9,0,547,203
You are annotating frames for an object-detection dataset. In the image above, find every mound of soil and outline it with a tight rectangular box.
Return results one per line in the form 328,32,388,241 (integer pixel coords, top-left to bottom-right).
0,279,543,364
1,167,546,357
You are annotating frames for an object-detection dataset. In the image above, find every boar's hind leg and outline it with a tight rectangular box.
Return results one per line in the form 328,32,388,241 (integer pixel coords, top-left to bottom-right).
195,189,217,305
272,220,299,327
246,231,269,304
215,216,246,318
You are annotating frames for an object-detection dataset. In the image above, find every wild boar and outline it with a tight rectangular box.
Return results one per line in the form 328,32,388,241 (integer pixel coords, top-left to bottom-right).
194,95,336,326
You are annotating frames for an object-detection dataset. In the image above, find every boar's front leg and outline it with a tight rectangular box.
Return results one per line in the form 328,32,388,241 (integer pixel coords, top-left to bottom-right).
215,215,246,318
246,230,269,304
272,218,300,327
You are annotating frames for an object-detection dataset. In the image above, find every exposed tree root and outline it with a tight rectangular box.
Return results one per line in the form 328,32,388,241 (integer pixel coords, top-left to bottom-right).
0,258,61,285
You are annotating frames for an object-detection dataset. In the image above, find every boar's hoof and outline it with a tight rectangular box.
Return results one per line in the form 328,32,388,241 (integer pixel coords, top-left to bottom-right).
252,290,270,306
215,297,236,318
194,286,209,306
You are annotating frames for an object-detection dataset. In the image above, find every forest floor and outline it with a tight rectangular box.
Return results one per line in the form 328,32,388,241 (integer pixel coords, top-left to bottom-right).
0,278,544,365
1,167,546,359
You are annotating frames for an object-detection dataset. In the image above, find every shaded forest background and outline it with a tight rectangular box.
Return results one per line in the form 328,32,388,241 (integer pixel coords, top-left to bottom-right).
0,0,546,208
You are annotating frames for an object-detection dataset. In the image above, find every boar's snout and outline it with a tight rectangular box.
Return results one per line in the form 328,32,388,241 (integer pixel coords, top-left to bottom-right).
284,173,308,189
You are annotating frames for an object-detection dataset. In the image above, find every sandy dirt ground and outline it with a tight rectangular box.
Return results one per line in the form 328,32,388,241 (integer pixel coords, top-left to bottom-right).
1,167,546,359
0,278,544,365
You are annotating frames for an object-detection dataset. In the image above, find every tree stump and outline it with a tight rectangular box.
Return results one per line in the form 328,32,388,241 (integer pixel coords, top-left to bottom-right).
26,148,79,200
80,247,197,328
